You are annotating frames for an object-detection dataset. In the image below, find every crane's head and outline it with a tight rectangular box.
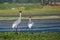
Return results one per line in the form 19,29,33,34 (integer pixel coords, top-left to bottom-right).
19,10,22,13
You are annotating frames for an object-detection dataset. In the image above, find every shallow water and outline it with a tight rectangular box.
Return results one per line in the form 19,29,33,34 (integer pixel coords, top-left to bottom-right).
0,19,60,32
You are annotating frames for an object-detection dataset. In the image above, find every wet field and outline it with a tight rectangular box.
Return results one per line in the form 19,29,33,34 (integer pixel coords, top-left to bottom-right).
0,19,60,33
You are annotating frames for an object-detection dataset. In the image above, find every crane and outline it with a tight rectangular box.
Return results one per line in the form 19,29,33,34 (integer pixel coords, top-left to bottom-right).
28,16,33,29
12,11,22,33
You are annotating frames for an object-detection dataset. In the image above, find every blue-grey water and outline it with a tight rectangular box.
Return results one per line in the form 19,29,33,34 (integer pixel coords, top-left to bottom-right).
0,19,60,32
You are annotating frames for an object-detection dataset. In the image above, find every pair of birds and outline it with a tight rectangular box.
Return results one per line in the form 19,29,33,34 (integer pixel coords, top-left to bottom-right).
12,11,33,29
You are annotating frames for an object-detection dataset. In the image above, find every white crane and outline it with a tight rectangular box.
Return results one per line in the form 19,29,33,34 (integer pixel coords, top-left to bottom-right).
12,11,22,30
28,16,33,29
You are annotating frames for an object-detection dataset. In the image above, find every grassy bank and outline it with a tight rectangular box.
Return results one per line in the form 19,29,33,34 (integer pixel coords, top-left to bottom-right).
0,8,60,16
0,4,60,15
0,3,42,10
0,4,60,20
0,8,60,15
0,32,60,40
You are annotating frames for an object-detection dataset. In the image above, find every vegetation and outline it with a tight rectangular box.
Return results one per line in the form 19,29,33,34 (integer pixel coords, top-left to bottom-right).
0,32,60,40
0,4,60,16
0,8,60,15
0,3,42,10
0,0,41,3
0,0,60,6
0,3,60,20
0,3,42,15
0,0,60,3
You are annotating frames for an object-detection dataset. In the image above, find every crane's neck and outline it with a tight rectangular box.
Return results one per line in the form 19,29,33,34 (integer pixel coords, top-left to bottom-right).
19,13,21,21
19,13,21,17
29,18,31,22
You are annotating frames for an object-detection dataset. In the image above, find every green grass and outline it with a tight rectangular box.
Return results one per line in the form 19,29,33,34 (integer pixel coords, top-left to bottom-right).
0,9,60,16
0,3,60,16
0,32,60,40
0,3,60,20
0,3,42,15
0,3,42,10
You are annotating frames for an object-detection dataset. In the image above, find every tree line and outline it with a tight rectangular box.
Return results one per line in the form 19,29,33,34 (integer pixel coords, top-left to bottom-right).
0,0,60,3
0,0,60,6
0,0,41,3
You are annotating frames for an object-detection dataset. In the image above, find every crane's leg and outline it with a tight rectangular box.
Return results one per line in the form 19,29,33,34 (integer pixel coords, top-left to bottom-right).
12,27,15,32
29,28,31,33
15,26,18,34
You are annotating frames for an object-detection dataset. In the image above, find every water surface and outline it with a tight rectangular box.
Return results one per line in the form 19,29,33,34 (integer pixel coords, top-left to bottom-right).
0,19,60,32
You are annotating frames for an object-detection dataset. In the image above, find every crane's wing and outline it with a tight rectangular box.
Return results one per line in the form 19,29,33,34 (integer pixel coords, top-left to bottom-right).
12,17,21,28
28,22,34,29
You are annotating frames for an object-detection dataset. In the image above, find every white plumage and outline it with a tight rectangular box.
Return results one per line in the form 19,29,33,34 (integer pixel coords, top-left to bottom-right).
28,22,33,29
12,13,21,29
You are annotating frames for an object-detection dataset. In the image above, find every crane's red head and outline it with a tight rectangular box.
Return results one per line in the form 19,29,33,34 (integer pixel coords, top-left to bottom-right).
19,11,22,13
